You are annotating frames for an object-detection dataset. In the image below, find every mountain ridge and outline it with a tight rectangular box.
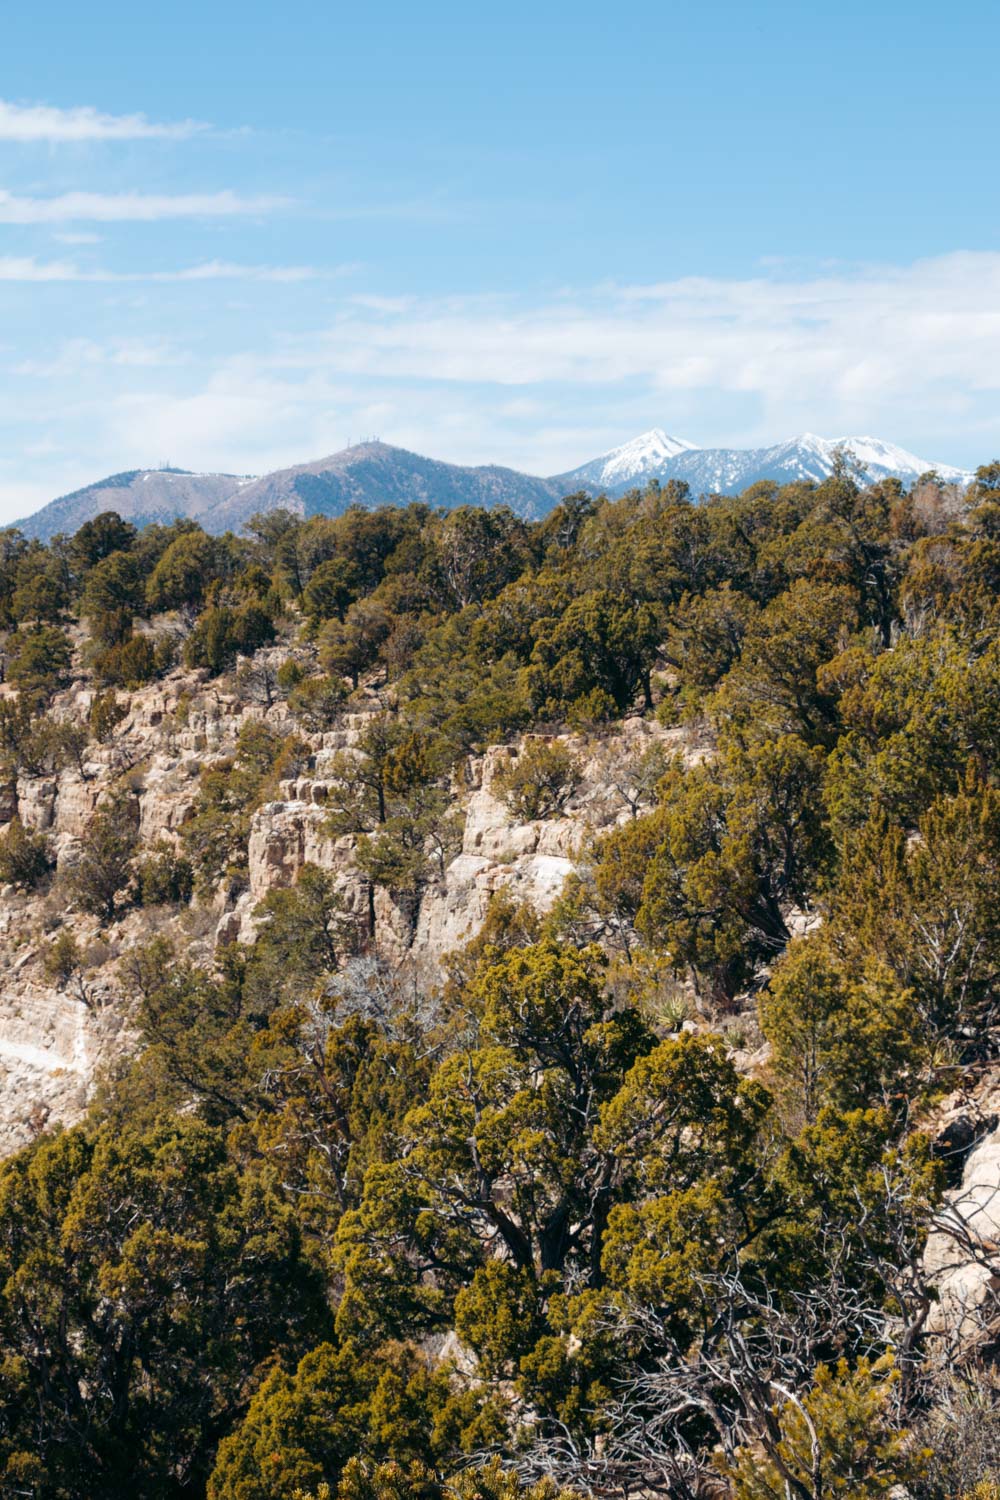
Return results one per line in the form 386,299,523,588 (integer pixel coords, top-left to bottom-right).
197,440,564,533
13,431,975,540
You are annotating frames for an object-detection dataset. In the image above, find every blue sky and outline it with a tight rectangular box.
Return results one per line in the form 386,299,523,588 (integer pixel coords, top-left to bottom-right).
2,0,999,519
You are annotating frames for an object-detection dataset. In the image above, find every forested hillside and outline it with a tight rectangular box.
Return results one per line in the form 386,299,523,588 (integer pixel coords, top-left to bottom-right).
1,460,1000,1498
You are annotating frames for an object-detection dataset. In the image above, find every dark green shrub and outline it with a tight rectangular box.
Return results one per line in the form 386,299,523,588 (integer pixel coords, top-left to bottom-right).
0,817,52,889
184,603,276,675
135,841,195,906
287,673,347,731
65,788,139,922
494,739,581,821
7,624,72,703
88,691,128,743
95,632,158,687
277,658,306,690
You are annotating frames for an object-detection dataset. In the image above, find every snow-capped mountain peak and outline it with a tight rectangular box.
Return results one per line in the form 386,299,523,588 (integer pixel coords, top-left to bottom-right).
552,427,697,492
827,435,969,483
777,432,970,483
598,428,697,484
555,429,974,501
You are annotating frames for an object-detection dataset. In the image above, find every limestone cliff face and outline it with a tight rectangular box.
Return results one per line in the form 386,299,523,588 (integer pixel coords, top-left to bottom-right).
233,718,682,968
0,659,682,1155
0,667,268,1152
0,877,149,1153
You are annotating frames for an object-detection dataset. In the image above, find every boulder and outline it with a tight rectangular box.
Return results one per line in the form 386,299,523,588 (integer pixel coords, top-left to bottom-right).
925,1127,1000,1348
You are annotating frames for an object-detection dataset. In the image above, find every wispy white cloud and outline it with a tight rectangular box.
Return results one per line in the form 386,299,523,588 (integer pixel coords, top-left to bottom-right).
15,338,183,378
92,252,1000,474
0,99,204,142
0,189,284,223
4,251,999,520
298,253,1000,419
0,257,82,282
148,260,321,283
0,256,321,283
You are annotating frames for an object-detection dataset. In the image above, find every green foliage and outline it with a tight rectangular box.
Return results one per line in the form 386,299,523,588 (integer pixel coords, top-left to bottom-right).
241,863,359,1010
453,1261,546,1380
68,510,137,569
10,552,70,623
826,770,1000,1046
526,588,661,716
303,556,360,623
721,1355,929,1500
319,599,392,689
6,622,72,702
0,815,52,888
493,738,581,820
334,942,655,1346
597,1035,773,1324
5,468,1000,1495
79,548,145,646
184,601,276,674
0,1118,328,1498
712,577,858,743
663,581,760,690
134,839,195,906
278,656,307,688
146,529,220,612
88,688,128,742
288,672,348,730
208,1339,477,1500
0,700,62,775
429,505,527,609
94,629,161,686
440,888,541,999
301,1456,579,1500
235,991,433,1245
629,734,830,1002
120,938,263,1124
767,1107,943,1303
41,929,86,996
65,786,140,921
823,632,1000,829
325,716,459,912
182,720,305,888
759,938,925,1122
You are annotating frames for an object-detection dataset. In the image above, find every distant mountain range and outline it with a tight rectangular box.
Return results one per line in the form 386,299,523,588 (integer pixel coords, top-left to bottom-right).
14,431,975,540
579,430,974,498
201,444,563,535
18,467,254,540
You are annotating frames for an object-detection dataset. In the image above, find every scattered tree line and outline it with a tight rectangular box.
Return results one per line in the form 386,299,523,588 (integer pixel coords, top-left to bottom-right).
0,460,1000,1495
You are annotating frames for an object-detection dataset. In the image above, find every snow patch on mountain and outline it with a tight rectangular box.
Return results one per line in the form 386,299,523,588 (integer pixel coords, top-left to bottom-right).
565,430,975,498
667,433,974,497
826,435,970,484
593,428,697,486
551,428,697,492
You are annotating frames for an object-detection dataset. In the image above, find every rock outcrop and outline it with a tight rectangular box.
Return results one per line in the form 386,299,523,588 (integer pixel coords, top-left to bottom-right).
0,656,687,1155
926,1113,1000,1351
234,719,684,971
0,973,124,1148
